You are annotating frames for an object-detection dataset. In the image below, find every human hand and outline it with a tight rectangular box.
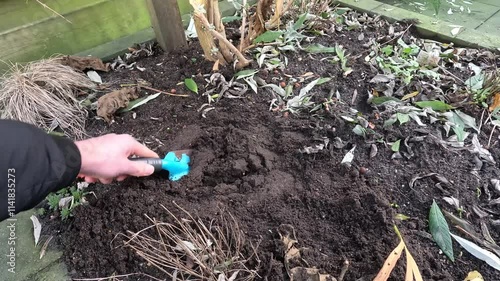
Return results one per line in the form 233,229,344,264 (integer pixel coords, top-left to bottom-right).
75,134,159,184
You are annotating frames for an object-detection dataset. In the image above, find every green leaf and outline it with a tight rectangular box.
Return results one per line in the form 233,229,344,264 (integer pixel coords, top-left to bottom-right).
397,113,410,125
293,13,308,30
391,139,401,152
352,125,366,138
184,78,198,94
429,0,441,15
316,77,331,85
235,69,258,79
465,73,485,91
395,213,410,221
304,43,336,54
371,96,402,105
415,100,454,111
429,200,455,262
381,45,394,56
253,31,284,43
120,92,161,112
222,15,241,23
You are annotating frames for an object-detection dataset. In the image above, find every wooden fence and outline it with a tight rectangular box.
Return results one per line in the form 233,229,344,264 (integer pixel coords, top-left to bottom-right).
0,0,235,72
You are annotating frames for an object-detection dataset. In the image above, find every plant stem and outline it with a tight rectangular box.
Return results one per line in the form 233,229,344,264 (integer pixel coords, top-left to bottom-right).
194,13,251,69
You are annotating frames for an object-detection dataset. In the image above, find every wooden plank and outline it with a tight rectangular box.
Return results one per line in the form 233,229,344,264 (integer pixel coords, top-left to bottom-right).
0,0,151,70
145,0,187,51
0,0,107,32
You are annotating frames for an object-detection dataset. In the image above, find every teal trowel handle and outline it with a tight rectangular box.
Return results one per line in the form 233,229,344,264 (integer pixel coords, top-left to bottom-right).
129,157,163,172
129,151,191,181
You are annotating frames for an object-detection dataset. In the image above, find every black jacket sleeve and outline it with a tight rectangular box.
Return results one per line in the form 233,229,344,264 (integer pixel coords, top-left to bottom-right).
0,120,81,222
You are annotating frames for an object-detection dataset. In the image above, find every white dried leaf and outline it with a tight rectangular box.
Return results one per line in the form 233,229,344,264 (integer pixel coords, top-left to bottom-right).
86,71,102,84
491,179,500,194
451,233,500,271
59,196,73,209
341,145,356,166
77,182,89,190
451,27,461,36
443,196,460,209
30,215,42,246
174,240,198,252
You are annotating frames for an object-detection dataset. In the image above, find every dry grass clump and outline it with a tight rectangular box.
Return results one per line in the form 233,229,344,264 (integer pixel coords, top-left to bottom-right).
0,58,95,139
115,203,259,281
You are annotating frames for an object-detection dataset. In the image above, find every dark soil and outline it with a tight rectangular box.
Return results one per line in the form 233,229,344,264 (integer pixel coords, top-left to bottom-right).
42,10,500,281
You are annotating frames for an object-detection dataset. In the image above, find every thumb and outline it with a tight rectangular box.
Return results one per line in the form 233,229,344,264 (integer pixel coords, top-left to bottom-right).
126,161,155,177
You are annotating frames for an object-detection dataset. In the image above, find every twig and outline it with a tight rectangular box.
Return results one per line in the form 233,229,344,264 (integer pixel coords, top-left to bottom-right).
36,0,72,24
140,85,190,97
239,0,248,52
120,84,189,97
439,66,465,85
478,108,486,133
488,124,497,148
338,259,350,281
73,273,164,281
193,13,251,69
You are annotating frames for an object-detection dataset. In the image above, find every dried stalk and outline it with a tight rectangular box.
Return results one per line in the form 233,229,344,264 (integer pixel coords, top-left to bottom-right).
114,202,259,280
0,58,94,139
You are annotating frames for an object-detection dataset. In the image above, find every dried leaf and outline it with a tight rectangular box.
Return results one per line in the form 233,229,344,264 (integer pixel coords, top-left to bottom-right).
443,196,460,209
39,236,53,259
489,93,500,112
373,240,405,281
405,246,423,281
370,74,395,83
402,91,419,101
184,78,198,94
86,71,102,84
97,87,140,123
30,215,41,246
341,145,356,166
370,144,378,158
464,270,484,281
120,92,161,112
451,233,500,271
429,200,454,261
57,55,110,72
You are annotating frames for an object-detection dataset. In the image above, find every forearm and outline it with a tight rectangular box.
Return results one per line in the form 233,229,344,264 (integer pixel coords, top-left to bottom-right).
0,120,81,221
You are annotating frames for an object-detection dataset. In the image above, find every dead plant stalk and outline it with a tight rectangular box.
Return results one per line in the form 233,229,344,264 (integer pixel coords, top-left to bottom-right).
114,202,258,281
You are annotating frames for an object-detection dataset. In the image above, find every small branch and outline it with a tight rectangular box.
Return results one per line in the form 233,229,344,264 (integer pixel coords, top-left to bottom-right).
338,259,350,281
140,85,190,97
36,0,72,24
239,0,248,52
73,273,164,281
120,84,190,97
194,13,251,69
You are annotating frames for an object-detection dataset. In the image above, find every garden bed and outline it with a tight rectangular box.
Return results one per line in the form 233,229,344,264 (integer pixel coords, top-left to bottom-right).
41,7,500,281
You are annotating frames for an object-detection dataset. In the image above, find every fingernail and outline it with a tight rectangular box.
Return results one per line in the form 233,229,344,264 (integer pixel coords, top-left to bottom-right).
144,165,155,175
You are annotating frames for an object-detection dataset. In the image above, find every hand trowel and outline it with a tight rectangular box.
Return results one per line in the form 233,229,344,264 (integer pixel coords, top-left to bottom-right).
129,149,192,181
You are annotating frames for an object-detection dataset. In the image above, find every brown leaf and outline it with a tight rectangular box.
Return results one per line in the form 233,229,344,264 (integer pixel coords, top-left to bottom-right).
373,240,405,281
402,91,419,101
97,87,140,123
405,247,423,281
489,93,500,112
57,55,110,72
